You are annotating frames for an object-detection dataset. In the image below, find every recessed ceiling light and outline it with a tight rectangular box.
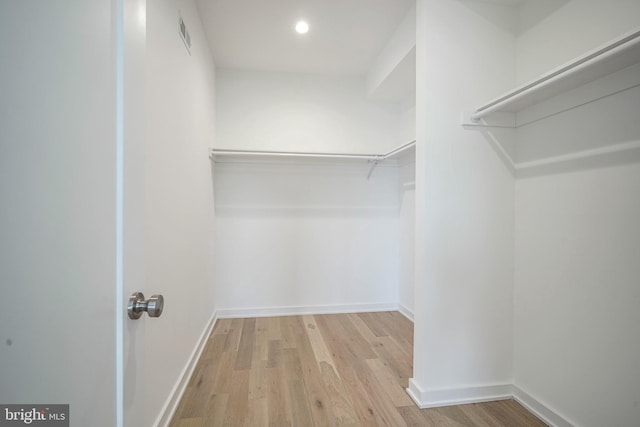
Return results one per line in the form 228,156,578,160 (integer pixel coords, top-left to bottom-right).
295,20,309,34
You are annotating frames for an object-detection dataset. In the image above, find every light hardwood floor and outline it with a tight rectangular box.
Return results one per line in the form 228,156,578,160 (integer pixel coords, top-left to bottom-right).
170,312,547,426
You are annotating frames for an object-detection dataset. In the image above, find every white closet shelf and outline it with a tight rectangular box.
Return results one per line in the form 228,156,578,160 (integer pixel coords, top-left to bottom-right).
209,140,415,161
464,27,640,125
209,140,416,179
210,148,378,161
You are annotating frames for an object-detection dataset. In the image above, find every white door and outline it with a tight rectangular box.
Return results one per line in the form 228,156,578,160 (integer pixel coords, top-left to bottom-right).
0,1,147,426
121,0,149,425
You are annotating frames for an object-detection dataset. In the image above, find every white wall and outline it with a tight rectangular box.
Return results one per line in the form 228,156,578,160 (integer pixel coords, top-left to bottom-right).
516,0,640,84
213,61,413,316
398,157,416,319
411,0,516,406
215,69,403,154
213,158,400,315
401,105,416,144
142,0,217,424
366,4,416,103
515,163,640,427
513,2,640,425
0,1,117,424
397,103,416,319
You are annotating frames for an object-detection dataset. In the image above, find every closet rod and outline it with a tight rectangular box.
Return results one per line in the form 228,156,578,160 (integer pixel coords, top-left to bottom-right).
209,140,416,161
366,140,416,179
471,28,640,122
209,148,378,160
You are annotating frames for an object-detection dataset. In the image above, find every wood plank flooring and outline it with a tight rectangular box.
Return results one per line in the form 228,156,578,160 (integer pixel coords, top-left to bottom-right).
170,312,547,426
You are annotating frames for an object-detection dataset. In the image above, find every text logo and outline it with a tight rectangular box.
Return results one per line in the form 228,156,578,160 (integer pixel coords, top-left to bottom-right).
0,405,68,426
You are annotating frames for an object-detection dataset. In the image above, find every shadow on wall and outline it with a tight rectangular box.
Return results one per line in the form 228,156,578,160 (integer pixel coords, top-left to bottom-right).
471,80,640,179
515,142,640,179
211,159,401,218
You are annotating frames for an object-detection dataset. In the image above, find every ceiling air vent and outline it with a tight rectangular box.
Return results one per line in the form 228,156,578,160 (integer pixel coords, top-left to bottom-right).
179,15,191,54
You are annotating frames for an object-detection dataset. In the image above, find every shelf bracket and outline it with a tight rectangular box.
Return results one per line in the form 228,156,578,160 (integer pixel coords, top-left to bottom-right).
460,110,516,128
366,156,384,180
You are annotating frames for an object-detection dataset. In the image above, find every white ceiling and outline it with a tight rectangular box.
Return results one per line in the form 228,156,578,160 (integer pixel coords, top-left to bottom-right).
195,0,414,75
458,0,570,35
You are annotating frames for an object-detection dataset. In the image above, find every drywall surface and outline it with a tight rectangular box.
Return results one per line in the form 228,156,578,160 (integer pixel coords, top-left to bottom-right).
0,1,117,424
412,0,516,404
398,159,416,318
513,6,640,423
143,0,217,423
214,66,409,315
401,105,417,144
517,0,571,36
516,0,640,84
366,4,416,102
516,64,640,166
215,69,403,154
515,162,640,427
213,159,400,313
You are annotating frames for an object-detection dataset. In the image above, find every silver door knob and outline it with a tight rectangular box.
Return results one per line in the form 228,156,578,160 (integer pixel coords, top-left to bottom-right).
128,292,164,319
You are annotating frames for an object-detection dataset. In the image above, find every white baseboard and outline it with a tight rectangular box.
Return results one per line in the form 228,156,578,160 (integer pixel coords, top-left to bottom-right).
397,303,414,322
155,311,218,427
513,386,575,427
406,379,513,409
216,302,399,318
406,379,574,427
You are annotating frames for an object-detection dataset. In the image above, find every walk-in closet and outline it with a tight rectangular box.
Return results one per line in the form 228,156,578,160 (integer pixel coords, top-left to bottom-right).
2,0,639,426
